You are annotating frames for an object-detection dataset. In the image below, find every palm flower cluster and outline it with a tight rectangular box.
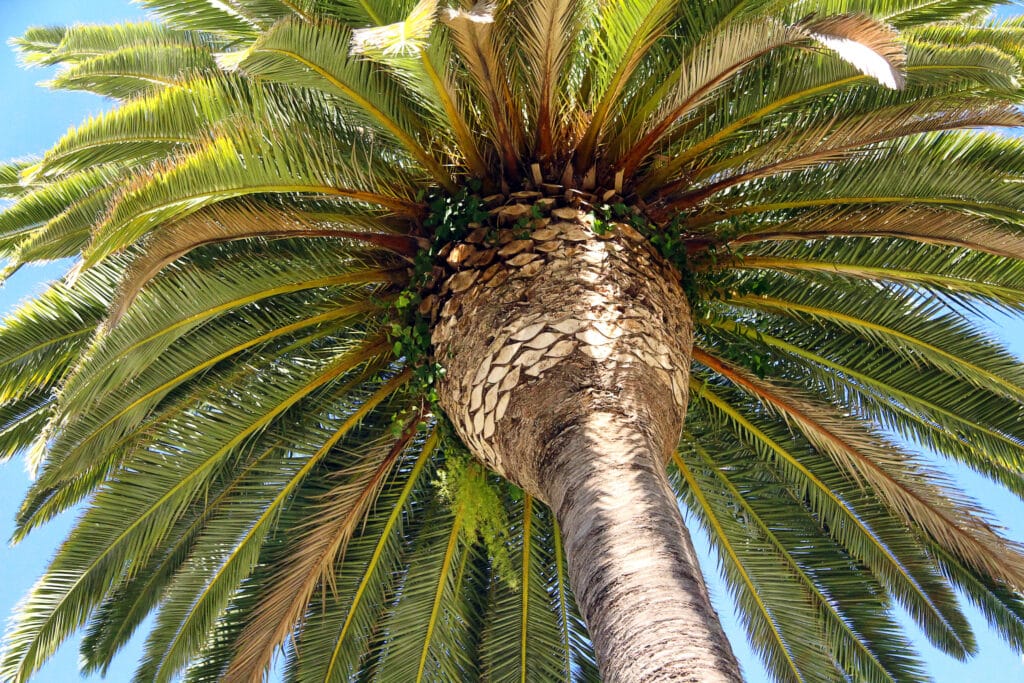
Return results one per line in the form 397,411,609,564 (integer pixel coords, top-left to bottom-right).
2,1,1024,681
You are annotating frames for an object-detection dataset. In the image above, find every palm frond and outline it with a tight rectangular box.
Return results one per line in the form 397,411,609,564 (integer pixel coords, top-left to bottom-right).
131,372,411,683
33,74,252,178
675,437,932,682
78,436,288,675
694,348,1024,590
441,1,524,182
221,410,422,681
351,2,489,177
17,240,398,539
716,273,1024,402
690,378,976,658
232,16,456,190
650,42,1021,190
729,206,1024,260
573,0,678,172
283,429,440,682
368,499,470,681
675,450,834,683
134,0,261,36
684,132,1024,229
805,13,906,89
11,22,226,67
0,263,109,406
82,104,424,269
666,103,1024,205
109,200,413,323
44,45,217,100
479,496,574,682
699,315,1024,495
0,329,394,682
504,0,582,165
0,167,119,256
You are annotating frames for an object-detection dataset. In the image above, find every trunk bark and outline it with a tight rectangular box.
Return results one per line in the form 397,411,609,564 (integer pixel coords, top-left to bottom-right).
430,202,742,681
540,411,741,682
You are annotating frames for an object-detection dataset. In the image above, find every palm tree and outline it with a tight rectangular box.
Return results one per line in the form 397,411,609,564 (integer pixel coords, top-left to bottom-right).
3,0,1024,680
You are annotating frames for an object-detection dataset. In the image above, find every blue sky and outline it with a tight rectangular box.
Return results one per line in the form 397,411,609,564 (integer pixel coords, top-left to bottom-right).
1,1,1023,681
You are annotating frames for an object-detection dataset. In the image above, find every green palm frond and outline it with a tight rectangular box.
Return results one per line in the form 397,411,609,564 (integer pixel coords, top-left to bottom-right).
573,0,680,170
232,16,456,190
613,18,806,172
0,259,121,466
711,271,1024,400
32,74,253,178
78,435,285,676
283,430,441,682
930,543,1024,651
871,0,1004,27
44,44,218,100
688,377,975,657
0,166,119,257
699,314,1024,494
0,161,34,199
1,330,397,681
11,22,226,67
727,207,1024,260
132,371,412,683
674,437,931,683
0,264,108,407
648,42,1023,192
82,102,424,267
17,240,398,538
667,103,1024,205
368,498,470,682
729,235,1024,312
615,13,909,179
109,200,410,322
911,20,1024,68
352,3,489,178
220,410,423,680
134,0,261,36
694,347,1024,589
479,496,576,682
671,131,1024,219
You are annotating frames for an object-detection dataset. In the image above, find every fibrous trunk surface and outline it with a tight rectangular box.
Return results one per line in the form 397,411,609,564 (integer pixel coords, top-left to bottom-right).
431,196,742,681
549,410,743,682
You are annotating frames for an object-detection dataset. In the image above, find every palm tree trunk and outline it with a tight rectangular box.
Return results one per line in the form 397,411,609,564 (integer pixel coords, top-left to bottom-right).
540,410,742,682
432,203,742,681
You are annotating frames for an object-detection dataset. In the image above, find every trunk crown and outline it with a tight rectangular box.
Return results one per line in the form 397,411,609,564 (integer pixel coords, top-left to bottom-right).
430,196,693,501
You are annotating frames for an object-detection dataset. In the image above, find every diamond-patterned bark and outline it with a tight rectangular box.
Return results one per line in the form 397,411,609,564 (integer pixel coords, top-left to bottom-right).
430,196,693,500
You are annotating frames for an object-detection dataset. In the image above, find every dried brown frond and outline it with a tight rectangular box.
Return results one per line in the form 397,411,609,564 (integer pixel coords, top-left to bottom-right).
442,1,523,181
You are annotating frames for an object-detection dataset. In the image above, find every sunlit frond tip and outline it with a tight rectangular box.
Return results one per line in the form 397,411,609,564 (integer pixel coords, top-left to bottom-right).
807,14,906,90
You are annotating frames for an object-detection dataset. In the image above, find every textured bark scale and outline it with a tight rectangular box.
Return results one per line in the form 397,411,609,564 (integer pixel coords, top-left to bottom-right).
431,197,742,681
431,204,690,491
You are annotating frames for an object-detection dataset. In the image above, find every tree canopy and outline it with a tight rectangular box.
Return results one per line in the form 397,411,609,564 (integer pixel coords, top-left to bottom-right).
1,1,1024,681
